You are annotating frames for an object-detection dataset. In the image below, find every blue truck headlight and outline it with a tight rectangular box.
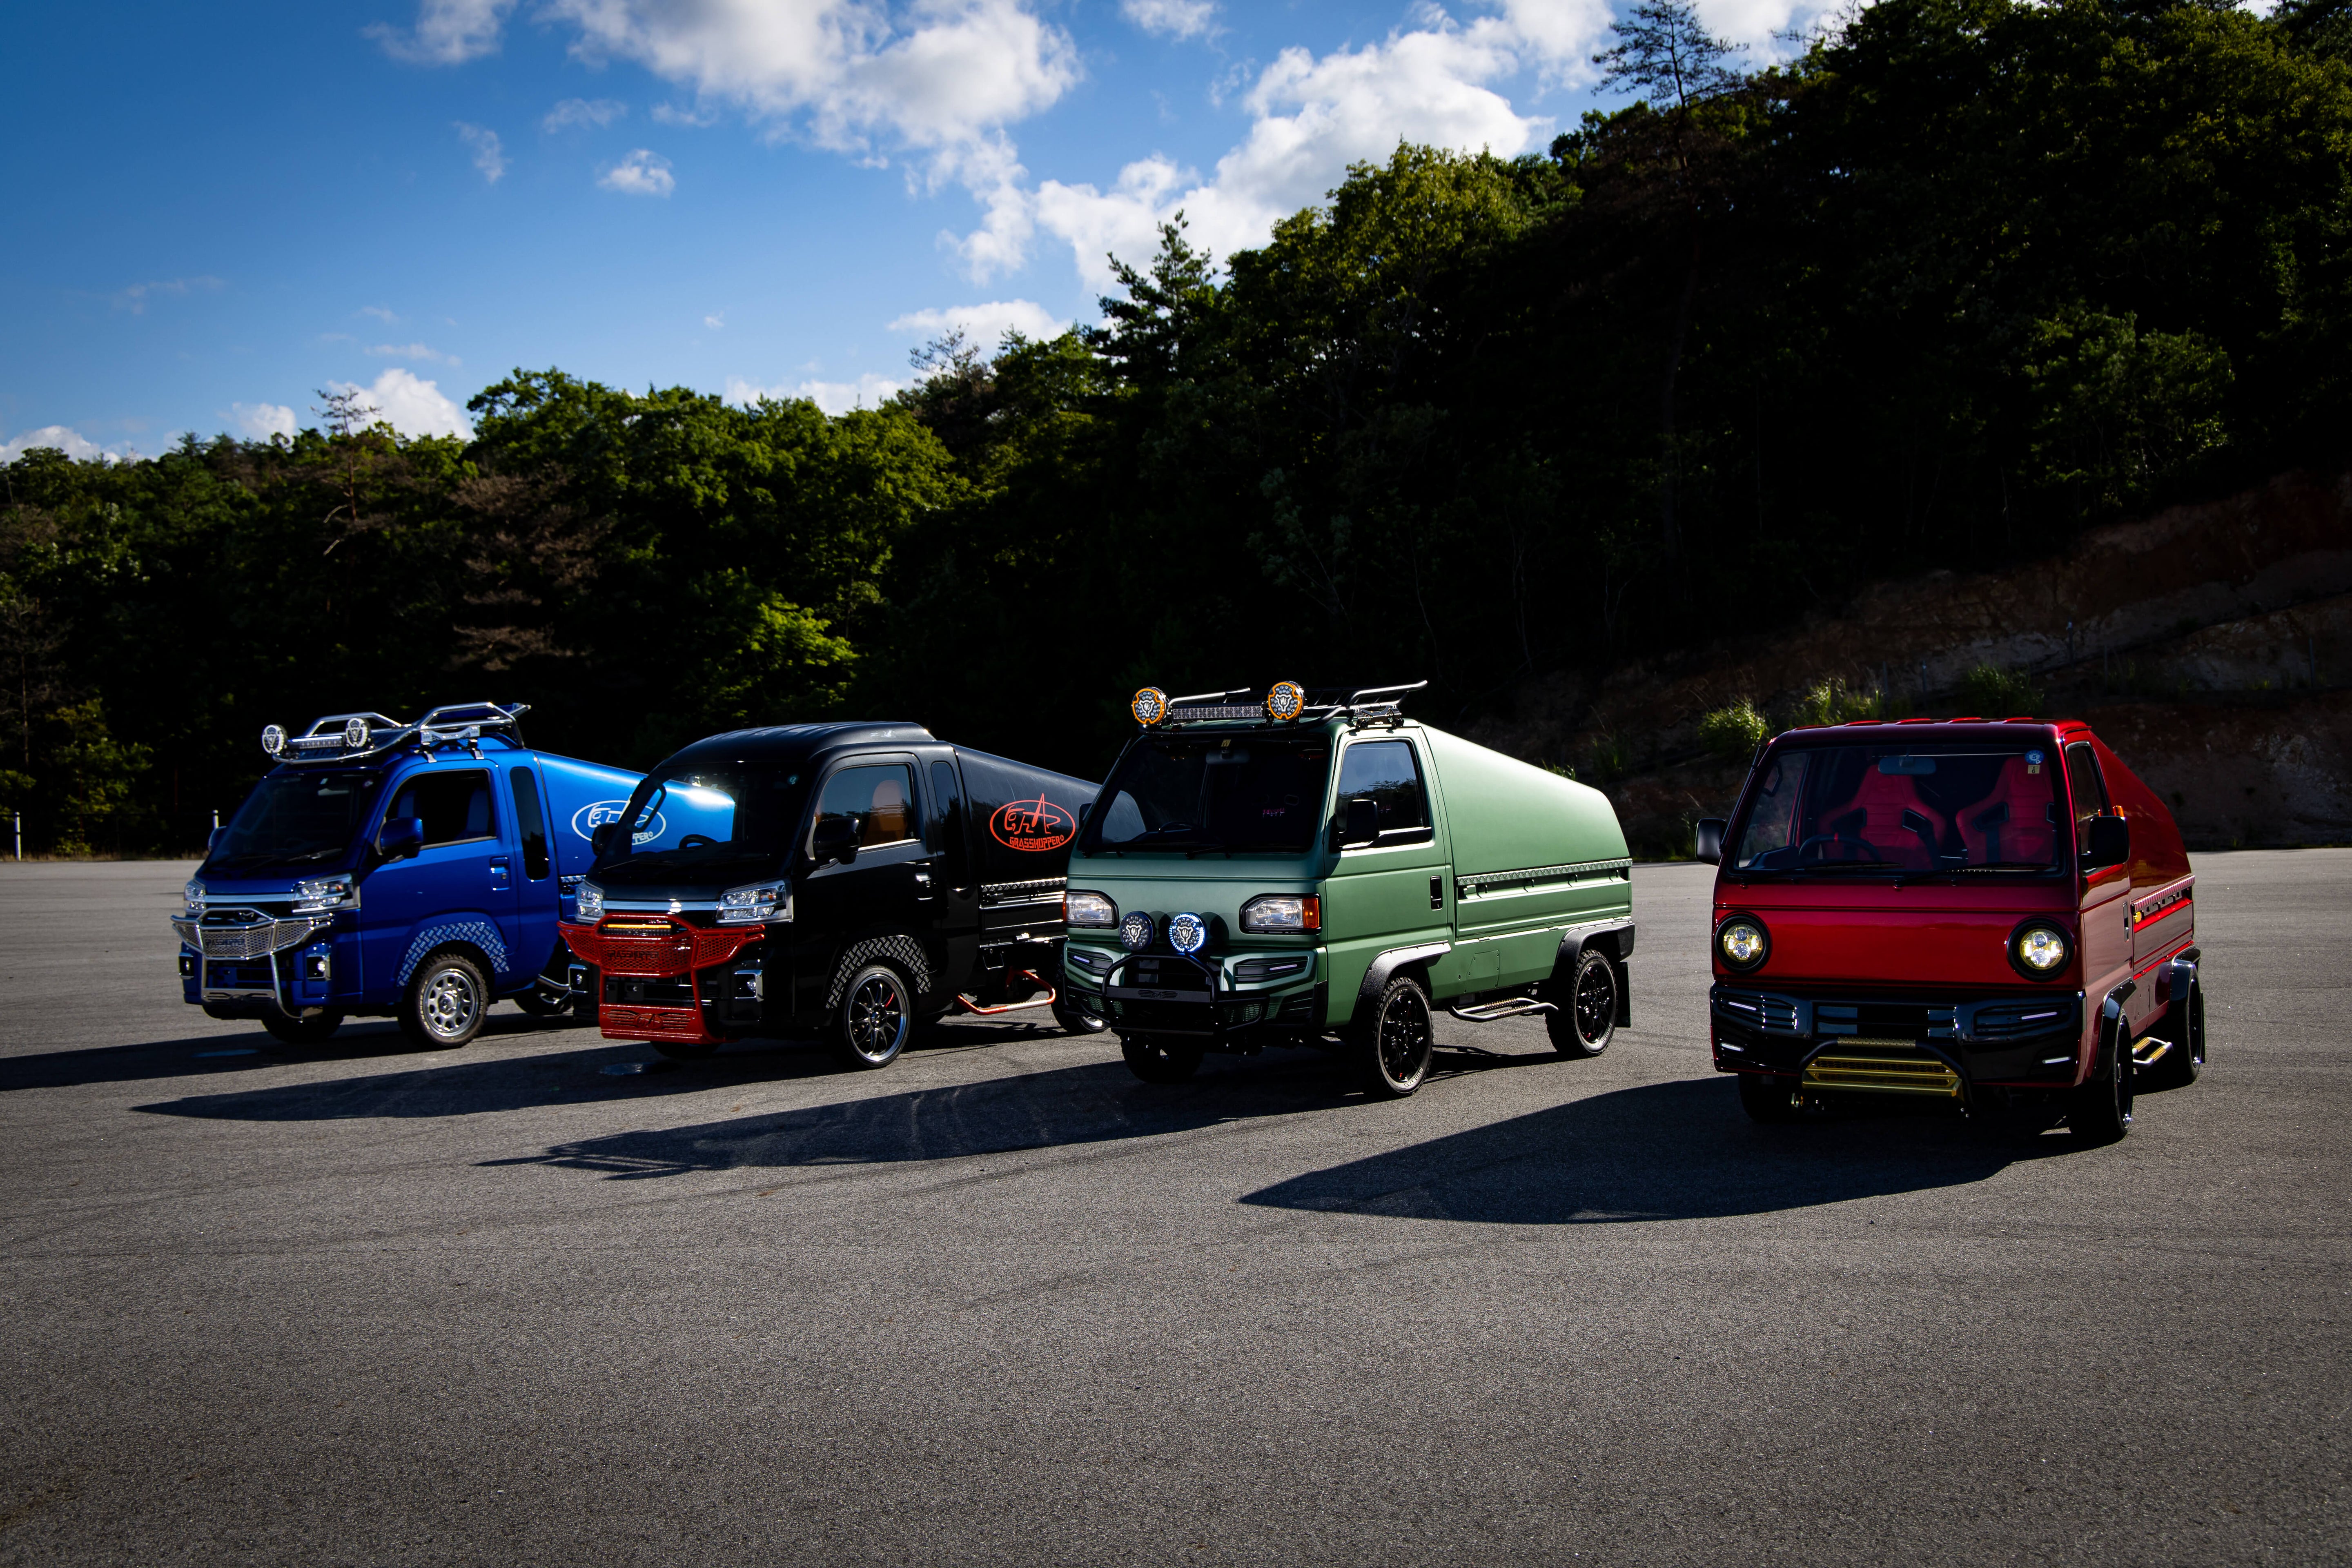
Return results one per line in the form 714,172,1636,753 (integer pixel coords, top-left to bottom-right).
290,875,358,913
184,879,204,914
575,880,606,920
716,879,792,925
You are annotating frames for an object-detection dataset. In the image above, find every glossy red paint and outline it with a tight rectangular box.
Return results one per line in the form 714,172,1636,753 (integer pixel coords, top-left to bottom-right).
1708,720,2197,1097
559,915,765,1045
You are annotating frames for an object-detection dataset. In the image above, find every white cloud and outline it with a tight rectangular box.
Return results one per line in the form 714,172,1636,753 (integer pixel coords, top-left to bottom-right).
369,0,517,64
651,102,722,127
887,299,1070,350
1122,0,1216,39
599,149,676,196
2,426,106,462
232,403,298,441
704,312,726,329
455,122,506,182
545,96,628,132
359,304,400,323
726,373,905,415
325,368,474,439
367,341,461,365
114,276,224,315
1032,16,1548,288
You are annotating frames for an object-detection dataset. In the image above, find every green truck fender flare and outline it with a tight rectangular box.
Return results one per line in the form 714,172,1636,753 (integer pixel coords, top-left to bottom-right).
1552,920,1637,1028
1353,942,1453,1021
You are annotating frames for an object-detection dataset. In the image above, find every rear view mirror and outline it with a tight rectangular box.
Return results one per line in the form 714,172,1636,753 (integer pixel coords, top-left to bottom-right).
1694,818,1725,864
2080,813,2130,872
1339,797,1381,849
812,815,859,866
590,822,619,858
377,816,424,862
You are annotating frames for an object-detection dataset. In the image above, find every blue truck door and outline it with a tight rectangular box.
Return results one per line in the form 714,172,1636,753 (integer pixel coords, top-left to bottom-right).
362,765,526,997
505,764,559,985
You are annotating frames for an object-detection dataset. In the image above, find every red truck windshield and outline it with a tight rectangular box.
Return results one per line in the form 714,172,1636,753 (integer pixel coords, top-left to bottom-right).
1731,742,2066,875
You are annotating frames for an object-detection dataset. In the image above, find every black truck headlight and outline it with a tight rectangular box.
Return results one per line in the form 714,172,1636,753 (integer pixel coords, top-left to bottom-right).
1065,891,1116,927
1716,915,1769,972
2009,921,2070,978
716,879,792,925
575,881,606,920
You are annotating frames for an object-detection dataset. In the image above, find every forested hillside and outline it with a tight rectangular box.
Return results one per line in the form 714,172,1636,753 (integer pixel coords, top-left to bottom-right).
4,0,2348,853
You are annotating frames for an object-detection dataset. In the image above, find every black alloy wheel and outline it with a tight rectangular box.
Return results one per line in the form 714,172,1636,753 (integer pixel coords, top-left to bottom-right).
2071,1015,2134,1143
1357,973,1434,1099
836,962,912,1069
399,950,489,1049
1545,950,1617,1058
261,1010,344,1046
1739,1071,1802,1123
1121,1033,1203,1083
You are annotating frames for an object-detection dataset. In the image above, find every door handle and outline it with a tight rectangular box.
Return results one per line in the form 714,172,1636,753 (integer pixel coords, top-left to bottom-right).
490,855,512,891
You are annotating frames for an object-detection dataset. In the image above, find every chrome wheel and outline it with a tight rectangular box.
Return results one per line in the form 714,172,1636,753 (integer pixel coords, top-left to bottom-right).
420,966,480,1041
838,964,910,1069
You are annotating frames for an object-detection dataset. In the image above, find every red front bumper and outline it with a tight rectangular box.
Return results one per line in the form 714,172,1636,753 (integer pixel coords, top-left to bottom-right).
560,917,766,1045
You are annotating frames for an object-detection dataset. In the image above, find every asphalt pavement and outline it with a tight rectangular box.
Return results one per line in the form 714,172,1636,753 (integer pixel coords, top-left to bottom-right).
0,852,2345,1566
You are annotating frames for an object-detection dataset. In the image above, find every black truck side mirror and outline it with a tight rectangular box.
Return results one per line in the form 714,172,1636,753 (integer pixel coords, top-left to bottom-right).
590,822,619,858
1694,818,1725,864
207,826,225,852
2080,813,2130,872
812,815,859,866
377,816,424,862
1337,797,1381,850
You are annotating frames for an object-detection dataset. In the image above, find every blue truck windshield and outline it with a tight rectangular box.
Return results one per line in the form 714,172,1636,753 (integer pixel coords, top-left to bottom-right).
1732,744,2066,875
596,764,810,883
207,771,384,871
1089,737,1332,853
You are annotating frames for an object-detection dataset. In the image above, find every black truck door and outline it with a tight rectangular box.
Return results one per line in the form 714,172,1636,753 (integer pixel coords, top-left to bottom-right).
924,752,982,996
790,756,931,1011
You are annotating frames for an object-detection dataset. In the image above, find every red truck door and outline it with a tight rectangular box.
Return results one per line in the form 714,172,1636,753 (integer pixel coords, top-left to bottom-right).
2065,740,2132,1015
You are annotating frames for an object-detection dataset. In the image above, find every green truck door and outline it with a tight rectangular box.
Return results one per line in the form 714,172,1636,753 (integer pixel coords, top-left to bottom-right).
1323,736,1454,1013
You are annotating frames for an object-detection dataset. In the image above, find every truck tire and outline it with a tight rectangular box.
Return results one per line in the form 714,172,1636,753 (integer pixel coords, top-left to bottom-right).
2071,1020,2134,1144
1545,949,1617,1058
835,962,912,1069
1353,972,1434,1098
262,1011,343,1047
1052,994,1108,1035
1120,1033,1203,1083
1739,1071,1801,1123
2143,981,2205,1090
399,950,489,1049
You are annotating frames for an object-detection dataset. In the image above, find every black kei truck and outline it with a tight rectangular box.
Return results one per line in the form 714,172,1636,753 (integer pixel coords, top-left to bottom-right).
559,722,1102,1068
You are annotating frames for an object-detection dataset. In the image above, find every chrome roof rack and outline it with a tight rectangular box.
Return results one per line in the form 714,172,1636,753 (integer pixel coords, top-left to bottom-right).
266,701,531,764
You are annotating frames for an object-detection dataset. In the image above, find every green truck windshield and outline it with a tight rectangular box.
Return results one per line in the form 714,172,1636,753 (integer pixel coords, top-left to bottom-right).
1090,736,1332,853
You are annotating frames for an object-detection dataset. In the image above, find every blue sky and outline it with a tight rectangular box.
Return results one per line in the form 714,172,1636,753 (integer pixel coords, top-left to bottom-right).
2,0,1823,460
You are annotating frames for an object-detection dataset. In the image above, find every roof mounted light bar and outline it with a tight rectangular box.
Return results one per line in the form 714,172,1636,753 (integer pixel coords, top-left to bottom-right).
1135,680,1427,729
264,701,531,764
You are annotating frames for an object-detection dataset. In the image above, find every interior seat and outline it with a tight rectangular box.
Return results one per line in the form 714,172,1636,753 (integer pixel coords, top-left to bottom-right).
1819,769,1949,868
864,776,910,845
1960,757,2060,865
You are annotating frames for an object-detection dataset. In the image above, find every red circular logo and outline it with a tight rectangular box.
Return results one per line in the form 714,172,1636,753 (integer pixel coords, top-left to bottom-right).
989,796,1076,852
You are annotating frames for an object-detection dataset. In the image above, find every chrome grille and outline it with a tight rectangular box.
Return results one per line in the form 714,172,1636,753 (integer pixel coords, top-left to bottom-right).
172,911,332,959
1715,989,1803,1034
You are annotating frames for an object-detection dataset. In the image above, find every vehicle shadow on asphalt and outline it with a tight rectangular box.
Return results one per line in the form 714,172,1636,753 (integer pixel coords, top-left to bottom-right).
2,1013,595,1094
1240,1076,2069,1223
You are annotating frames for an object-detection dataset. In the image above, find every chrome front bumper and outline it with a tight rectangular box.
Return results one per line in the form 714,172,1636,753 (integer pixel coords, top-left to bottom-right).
172,911,334,1014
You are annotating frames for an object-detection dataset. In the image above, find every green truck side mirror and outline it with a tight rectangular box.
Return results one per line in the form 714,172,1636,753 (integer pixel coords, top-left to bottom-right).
1337,796,1380,849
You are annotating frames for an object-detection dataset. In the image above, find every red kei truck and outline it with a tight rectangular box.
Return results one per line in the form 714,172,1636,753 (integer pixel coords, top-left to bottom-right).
1694,718,2204,1141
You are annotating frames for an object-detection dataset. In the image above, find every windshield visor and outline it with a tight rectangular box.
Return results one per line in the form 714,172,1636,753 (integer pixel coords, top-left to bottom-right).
594,764,810,883
1730,743,2065,875
1087,737,1332,854
206,771,383,871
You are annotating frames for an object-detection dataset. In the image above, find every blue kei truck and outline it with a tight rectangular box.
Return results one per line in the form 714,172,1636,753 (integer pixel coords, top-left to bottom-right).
173,702,655,1047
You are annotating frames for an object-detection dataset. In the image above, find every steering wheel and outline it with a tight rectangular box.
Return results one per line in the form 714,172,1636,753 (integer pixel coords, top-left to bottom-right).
1796,833,1882,864
676,833,718,851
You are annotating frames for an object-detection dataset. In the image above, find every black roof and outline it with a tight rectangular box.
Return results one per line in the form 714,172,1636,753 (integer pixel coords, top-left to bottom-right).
659,722,935,769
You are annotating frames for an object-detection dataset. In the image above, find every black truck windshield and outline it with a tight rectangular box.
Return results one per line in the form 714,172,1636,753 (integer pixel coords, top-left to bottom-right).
595,764,810,883
207,771,383,870
1731,743,2066,875
1089,736,1331,853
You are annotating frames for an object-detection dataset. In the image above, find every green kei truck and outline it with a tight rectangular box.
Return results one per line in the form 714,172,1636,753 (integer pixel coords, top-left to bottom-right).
1058,682,1636,1096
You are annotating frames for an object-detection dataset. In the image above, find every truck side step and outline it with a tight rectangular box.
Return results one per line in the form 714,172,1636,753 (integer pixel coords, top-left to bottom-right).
1447,997,1557,1023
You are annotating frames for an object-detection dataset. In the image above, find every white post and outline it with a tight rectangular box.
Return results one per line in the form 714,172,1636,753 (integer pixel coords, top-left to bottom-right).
13,811,19,862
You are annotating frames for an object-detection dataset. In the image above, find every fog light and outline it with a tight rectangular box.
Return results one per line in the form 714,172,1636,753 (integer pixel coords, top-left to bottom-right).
302,953,331,981
178,953,195,977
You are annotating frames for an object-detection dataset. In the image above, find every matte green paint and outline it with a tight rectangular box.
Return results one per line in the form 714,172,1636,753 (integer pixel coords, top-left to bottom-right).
1063,717,1633,1030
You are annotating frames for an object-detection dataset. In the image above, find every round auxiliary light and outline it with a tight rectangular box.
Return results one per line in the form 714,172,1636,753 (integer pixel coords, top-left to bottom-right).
1716,915,1769,972
1167,912,1208,956
1119,911,1156,952
343,717,370,750
1265,681,1306,722
261,724,287,758
2010,921,2070,979
1131,687,1169,726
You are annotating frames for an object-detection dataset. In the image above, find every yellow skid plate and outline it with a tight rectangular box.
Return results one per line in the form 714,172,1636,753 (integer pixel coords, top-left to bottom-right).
1802,1038,1962,1098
